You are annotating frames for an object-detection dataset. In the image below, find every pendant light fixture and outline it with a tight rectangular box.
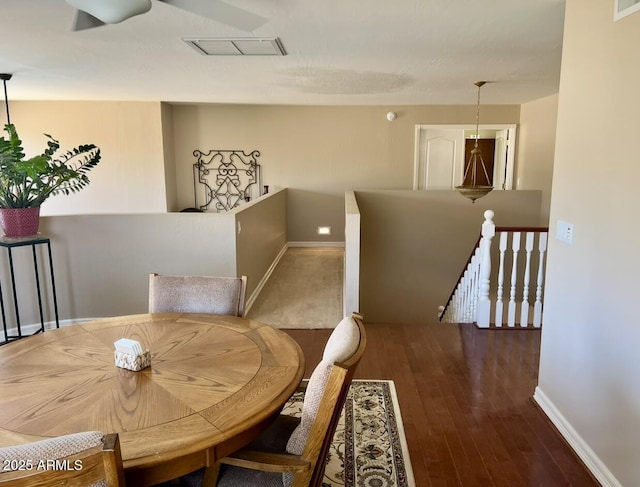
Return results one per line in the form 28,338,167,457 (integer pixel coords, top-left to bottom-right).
1,73,12,126
455,81,493,203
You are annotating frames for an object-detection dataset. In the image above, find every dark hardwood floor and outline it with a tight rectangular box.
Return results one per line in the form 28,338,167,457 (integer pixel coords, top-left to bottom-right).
284,323,598,487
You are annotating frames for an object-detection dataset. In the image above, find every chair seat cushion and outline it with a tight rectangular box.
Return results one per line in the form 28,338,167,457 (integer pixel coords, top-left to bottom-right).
216,465,284,487
179,415,300,487
247,414,300,453
180,464,284,487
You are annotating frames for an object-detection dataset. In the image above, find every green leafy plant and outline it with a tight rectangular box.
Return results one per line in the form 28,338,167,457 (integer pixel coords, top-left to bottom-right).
0,123,101,208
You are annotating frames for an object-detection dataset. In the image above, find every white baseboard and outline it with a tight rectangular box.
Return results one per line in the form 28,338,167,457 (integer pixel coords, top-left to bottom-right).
244,244,289,314
288,241,345,248
2,317,99,341
533,386,622,487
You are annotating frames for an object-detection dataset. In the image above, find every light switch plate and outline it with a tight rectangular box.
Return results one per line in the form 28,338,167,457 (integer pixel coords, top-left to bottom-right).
556,220,574,244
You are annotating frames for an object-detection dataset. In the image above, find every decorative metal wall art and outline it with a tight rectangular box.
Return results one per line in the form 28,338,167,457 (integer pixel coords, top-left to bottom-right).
192,149,262,212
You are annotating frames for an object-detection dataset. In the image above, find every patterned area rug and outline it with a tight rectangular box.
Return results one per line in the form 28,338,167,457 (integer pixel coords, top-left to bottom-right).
281,380,415,487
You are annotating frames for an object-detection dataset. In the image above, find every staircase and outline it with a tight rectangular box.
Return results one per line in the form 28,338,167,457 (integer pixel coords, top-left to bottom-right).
439,210,549,328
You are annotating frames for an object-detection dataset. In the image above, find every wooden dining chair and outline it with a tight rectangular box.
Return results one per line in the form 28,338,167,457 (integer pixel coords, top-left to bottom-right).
0,431,125,486
148,273,248,317
183,312,366,487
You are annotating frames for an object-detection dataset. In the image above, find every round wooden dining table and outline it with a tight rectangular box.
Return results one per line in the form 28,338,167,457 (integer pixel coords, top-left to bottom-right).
0,313,305,486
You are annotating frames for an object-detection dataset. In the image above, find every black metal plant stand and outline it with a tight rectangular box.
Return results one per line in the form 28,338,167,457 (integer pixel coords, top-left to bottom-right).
0,236,59,344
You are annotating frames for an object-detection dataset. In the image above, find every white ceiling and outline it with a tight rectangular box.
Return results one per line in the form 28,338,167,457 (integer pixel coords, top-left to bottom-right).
0,0,565,105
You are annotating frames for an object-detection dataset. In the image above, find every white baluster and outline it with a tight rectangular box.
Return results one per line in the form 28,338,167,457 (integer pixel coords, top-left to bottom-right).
507,232,521,327
469,253,479,323
460,269,468,322
464,253,476,323
459,280,465,322
450,289,456,323
470,252,479,322
494,232,508,327
467,256,476,323
476,210,495,328
465,260,474,322
453,287,459,322
452,283,458,321
520,232,534,327
533,232,548,327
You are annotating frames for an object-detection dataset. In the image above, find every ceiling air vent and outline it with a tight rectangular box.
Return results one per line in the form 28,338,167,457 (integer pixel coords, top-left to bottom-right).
183,37,286,56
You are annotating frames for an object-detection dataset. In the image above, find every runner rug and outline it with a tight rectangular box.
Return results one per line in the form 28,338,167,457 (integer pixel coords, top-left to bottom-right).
281,379,415,487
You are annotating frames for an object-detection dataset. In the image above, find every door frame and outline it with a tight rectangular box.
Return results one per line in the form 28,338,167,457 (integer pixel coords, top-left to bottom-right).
413,124,517,191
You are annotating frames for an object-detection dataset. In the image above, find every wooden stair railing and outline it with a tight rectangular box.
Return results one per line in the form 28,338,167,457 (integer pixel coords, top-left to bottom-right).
439,210,549,328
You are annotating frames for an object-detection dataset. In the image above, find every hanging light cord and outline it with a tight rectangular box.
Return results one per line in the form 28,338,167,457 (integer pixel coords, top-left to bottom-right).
474,81,491,185
462,81,486,186
473,82,483,150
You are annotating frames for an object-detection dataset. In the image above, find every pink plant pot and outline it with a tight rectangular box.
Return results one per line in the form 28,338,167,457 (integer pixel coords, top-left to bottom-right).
0,207,41,238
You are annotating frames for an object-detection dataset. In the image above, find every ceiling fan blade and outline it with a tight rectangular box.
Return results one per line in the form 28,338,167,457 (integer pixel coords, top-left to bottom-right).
158,0,268,31
67,0,152,25
72,10,106,31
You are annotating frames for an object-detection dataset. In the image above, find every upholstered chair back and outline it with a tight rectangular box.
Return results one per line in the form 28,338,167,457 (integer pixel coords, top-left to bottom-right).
202,313,366,487
0,431,125,486
149,273,247,317
284,313,366,487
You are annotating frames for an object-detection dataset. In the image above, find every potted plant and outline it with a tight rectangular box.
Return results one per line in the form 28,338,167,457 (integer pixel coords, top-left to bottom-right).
0,123,101,237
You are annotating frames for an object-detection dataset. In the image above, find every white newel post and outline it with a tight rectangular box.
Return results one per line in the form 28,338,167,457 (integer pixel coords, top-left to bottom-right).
476,210,495,327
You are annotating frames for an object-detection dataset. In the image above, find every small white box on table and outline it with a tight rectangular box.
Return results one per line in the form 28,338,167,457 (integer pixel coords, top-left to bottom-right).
114,338,151,371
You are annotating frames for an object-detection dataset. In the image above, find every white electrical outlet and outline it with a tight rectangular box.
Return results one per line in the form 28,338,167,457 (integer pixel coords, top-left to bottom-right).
556,220,574,244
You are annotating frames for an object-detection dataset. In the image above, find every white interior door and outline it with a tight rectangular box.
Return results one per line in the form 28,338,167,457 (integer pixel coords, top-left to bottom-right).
493,128,516,190
414,127,464,190
494,129,508,189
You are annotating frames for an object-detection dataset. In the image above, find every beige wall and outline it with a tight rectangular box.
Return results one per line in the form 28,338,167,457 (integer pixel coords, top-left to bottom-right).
161,102,178,212
536,1,640,485
2,190,288,326
5,99,557,245
171,104,520,242
235,189,288,300
6,101,540,244
35,213,236,322
517,94,559,224
357,189,542,325
8,101,169,215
